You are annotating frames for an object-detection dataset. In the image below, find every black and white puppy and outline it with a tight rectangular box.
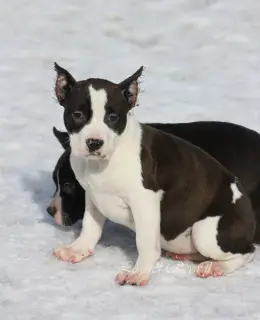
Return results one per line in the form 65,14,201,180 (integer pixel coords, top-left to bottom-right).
50,121,260,244
47,142,85,226
52,63,255,286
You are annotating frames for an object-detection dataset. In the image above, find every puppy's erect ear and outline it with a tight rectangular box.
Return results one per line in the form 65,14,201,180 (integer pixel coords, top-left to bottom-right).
118,66,144,109
53,126,70,150
54,62,76,106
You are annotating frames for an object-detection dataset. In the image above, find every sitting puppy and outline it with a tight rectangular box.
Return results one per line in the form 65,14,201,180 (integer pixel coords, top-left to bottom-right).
52,63,255,286
49,121,260,244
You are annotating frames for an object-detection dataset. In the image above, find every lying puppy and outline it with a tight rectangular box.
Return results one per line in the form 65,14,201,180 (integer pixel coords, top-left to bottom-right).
52,63,255,285
48,145,85,226
49,121,260,245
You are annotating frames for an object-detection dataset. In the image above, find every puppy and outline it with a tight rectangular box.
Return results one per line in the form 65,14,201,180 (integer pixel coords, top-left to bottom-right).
47,142,85,226
49,121,260,242
52,63,255,286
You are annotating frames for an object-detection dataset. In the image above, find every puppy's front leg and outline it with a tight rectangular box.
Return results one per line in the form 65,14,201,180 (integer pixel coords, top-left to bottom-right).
53,192,105,263
116,190,162,286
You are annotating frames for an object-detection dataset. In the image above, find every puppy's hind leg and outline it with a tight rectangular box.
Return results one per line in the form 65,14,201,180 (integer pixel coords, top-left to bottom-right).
166,252,207,262
161,228,207,262
192,196,255,278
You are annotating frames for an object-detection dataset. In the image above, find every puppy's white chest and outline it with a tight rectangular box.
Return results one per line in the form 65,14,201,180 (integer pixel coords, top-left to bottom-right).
71,155,135,228
87,170,134,227
93,192,134,227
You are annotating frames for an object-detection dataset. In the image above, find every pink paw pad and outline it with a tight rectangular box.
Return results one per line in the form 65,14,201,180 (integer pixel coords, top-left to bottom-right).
196,261,224,278
166,252,193,261
53,247,93,263
115,272,149,286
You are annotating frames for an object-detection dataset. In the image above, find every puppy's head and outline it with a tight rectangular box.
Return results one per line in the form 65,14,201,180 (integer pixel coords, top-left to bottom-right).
54,63,144,160
47,127,85,226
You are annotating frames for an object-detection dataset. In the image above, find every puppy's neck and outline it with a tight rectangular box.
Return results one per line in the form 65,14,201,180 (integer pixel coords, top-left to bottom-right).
117,113,141,148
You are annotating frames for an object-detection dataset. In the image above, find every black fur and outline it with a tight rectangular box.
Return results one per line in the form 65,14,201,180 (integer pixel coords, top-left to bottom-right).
49,149,85,226
49,121,260,245
140,123,255,254
53,127,70,149
54,63,143,136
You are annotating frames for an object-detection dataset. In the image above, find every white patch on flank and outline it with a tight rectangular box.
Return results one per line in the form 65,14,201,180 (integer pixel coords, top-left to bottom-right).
192,216,252,276
192,216,225,260
192,216,233,260
230,181,242,204
161,227,197,254
69,85,119,159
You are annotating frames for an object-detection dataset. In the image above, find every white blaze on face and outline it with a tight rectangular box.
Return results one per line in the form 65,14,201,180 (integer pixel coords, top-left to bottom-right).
70,85,119,158
230,181,242,204
89,85,107,120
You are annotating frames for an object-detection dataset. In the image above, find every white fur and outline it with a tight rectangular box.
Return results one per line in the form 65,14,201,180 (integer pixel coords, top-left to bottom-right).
196,252,254,277
62,87,250,279
70,192,106,251
161,227,197,254
230,181,242,204
217,253,254,274
70,85,118,159
192,216,253,276
69,109,162,274
192,216,239,260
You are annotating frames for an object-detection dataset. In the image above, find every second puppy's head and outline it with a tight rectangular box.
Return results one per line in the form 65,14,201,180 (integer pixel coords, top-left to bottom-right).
47,127,85,226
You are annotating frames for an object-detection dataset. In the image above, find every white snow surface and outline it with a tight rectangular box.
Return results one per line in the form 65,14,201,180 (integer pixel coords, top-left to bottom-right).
1,0,260,319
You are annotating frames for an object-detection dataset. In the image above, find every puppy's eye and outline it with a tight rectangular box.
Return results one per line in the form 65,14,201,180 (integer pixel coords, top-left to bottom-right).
107,113,119,124
63,182,75,194
72,111,85,123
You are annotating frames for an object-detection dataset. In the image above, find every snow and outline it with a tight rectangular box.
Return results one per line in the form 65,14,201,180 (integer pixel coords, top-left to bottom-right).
1,0,260,318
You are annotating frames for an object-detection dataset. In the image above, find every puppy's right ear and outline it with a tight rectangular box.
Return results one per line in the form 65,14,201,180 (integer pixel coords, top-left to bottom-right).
54,62,76,106
53,126,70,149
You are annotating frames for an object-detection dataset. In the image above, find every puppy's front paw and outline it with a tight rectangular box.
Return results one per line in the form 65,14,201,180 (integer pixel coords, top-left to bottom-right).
115,272,149,286
53,245,93,263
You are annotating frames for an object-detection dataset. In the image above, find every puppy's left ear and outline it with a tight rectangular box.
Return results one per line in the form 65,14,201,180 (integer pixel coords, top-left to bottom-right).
54,62,76,106
53,126,70,150
118,66,144,109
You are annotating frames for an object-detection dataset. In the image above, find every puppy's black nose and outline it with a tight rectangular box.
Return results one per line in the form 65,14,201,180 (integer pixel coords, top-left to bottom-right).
47,206,55,217
86,138,104,152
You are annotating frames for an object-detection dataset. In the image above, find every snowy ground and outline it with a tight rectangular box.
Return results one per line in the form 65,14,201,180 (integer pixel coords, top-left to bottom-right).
1,0,260,319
